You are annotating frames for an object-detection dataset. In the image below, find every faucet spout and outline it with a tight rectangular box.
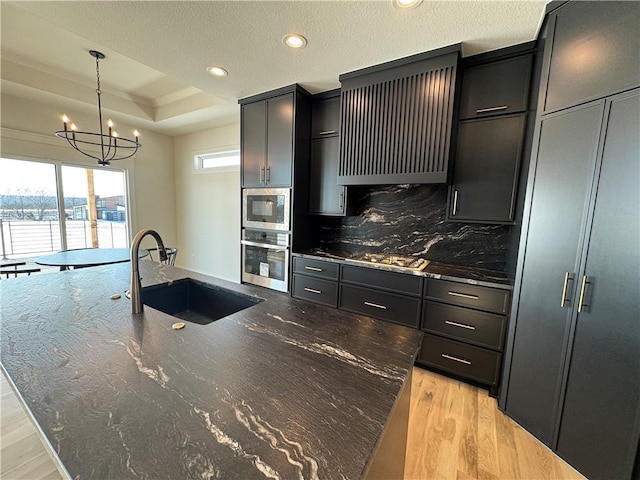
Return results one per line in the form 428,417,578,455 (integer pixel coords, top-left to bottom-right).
130,229,167,314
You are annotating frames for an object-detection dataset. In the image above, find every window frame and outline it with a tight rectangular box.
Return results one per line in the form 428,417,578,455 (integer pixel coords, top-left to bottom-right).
192,145,240,174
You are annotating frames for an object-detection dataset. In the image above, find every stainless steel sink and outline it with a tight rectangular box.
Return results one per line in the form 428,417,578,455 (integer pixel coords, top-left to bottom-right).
142,278,263,325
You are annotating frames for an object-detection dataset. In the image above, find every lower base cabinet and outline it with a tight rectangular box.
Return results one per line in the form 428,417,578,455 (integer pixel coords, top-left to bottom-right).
292,256,512,394
418,334,502,386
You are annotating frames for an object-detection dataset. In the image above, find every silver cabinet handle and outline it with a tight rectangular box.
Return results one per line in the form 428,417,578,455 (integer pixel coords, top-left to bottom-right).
266,166,271,183
577,275,590,313
304,287,322,294
447,291,479,300
259,166,265,183
364,301,387,310
339,190,344,210
452,190,459,216
319,130,337,135
445,320,476,331
476,105,508,114
442,354,472,365
304,266,323,272
560,272,574,308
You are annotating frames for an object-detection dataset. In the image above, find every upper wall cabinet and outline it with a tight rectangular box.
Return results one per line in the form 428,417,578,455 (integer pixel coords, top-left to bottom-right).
542,1,640,113
459,55,532,119
337,45,460,185
240,85,310,188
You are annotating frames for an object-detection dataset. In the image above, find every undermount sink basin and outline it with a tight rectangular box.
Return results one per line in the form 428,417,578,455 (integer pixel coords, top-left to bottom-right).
142,278,263,325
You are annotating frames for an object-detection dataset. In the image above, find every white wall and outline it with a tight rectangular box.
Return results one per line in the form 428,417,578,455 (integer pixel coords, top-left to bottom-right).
173,124,240,282
0,93,177,247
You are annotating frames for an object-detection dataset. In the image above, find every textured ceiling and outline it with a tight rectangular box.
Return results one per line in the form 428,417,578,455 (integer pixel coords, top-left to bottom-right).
1,1,548,136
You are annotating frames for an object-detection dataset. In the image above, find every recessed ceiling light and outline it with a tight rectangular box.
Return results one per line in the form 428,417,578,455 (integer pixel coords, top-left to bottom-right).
282,34,307,49
393,0,423,9
207,65,228,77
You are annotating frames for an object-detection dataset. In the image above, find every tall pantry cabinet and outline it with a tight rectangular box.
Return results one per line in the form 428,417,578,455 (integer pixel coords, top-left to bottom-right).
500,2,640,480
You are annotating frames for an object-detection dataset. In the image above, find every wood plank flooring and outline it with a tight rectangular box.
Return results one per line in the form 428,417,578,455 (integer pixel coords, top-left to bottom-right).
405,368,585,480
1,368,585,479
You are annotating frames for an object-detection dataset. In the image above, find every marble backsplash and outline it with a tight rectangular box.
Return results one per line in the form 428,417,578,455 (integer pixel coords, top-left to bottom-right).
313,184,512,272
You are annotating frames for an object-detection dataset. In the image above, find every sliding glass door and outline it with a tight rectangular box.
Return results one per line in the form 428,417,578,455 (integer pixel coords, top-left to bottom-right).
0,157,129,259
61,165,128,249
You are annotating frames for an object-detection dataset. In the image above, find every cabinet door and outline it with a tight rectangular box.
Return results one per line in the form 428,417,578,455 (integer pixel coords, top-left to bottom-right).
450,114,526,222
309,137,345,215
459,55,532,119
312,96,340,138
504,103,603,446
555,90,640,480
241,101,266,187
266,94,293,187
544,1,640,113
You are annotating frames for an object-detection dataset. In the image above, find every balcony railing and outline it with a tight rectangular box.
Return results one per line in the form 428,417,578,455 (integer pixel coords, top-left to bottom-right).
0,220,127,259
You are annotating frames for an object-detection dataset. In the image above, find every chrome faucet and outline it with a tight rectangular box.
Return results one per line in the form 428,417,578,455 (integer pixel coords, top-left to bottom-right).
130,229,167,314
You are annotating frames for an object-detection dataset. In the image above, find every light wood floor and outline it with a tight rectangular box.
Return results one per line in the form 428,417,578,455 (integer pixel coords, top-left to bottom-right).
1,368,584,480
405,368,584,480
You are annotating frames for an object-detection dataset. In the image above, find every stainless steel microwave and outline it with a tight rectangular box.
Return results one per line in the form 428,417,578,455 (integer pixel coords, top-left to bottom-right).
242,188,291,231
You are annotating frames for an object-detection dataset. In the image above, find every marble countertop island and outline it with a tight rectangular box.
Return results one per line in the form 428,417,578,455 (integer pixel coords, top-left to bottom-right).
1,262,422,479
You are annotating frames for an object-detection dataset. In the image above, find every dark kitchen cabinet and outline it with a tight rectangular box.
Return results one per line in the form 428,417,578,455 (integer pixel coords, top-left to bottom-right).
448,45,534,224
240,92,294,187
459,54,532,119
309,93,348,216
448,114,526,223
502,90,640,480
500,4,640,478
542,1,640,114
338,45,460,185
418,279,510,393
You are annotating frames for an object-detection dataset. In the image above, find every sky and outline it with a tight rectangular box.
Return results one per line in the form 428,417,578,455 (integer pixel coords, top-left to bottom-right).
0,158,125,198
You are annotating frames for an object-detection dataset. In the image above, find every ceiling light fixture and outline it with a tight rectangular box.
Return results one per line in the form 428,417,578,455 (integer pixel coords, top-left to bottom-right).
393,0,423,9
282,34,307,49
207,65,228,77
55,50,141,166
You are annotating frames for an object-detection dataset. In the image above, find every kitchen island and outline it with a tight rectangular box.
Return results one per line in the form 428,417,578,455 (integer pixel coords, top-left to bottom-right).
0,261,422,479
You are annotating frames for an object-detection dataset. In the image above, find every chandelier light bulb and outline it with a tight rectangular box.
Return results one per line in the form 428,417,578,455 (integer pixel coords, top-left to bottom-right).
112,131,118,138
108,119,114,128
134,130,139,138
70,123,78,131
62,114,69,123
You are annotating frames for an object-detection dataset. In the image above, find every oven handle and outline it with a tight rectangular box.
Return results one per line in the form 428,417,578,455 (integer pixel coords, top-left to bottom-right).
240,240,289,250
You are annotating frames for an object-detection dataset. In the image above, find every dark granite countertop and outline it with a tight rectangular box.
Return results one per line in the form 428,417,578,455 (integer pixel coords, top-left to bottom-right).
0,262,422,479
293,250,513,290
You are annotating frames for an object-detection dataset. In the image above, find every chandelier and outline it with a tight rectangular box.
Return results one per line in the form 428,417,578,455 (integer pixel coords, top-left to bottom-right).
55,50,141,166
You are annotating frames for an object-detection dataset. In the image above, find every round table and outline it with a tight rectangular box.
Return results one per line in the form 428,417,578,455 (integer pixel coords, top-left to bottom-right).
35,248,148,270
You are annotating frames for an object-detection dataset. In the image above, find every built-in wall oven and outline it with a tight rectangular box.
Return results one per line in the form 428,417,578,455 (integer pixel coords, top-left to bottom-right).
241,230,290,292
242,188,291,231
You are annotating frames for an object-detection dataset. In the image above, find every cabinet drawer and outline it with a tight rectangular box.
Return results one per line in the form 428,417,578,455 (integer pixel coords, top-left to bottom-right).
460,55,532,119
292,274,338,307
339,284,421,328
424,279,510,314
292,257,339,280
422,301,506,351
341,265,422,297
418,334,502,386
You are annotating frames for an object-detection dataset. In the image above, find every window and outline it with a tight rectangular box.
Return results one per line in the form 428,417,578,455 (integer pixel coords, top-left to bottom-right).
0,157,130,258
193,148,240,173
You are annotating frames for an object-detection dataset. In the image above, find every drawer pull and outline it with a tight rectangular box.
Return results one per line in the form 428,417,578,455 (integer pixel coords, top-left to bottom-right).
304,287,322,295
476,105,508,114
447,291,479,300
442,353,472,365
319,130,337,135
304,266,323,272
445,320,476,330
364,301,387,310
